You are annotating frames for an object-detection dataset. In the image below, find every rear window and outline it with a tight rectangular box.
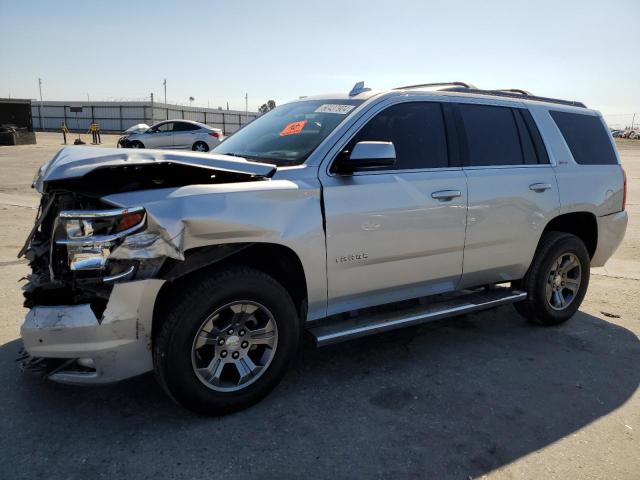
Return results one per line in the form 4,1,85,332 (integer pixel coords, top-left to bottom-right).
550,111,618,165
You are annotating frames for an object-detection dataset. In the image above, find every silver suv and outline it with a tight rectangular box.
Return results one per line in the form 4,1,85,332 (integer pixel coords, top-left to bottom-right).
18,81,628,414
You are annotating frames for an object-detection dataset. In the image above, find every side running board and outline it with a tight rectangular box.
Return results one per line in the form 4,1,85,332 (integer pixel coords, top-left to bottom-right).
307,286,526,347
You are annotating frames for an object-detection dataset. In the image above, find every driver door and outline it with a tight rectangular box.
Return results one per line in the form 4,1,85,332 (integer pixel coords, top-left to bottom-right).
144,122,174,148
320,101,468,315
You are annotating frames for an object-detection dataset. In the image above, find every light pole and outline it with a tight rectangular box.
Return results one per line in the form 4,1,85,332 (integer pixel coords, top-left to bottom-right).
163,78,167,119
163,78,167,104
38,78,43,130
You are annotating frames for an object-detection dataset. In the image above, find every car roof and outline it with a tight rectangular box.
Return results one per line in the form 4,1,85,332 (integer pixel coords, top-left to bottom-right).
153,119,221,130
294,82,594,115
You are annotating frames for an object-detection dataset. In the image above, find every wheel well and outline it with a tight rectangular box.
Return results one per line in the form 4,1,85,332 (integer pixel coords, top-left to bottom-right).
152,243,308,341
542,212,598,258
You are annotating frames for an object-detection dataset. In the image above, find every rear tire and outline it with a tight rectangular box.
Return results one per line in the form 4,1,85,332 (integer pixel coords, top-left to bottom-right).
514,231,590,326
153,267,301,415
192,141,209,152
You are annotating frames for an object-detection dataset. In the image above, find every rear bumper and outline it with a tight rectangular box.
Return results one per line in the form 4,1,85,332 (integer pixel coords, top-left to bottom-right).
20,279,164,384
592,211,628,267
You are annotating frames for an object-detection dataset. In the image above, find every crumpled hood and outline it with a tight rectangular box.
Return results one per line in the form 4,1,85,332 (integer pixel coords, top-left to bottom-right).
33,146,276,193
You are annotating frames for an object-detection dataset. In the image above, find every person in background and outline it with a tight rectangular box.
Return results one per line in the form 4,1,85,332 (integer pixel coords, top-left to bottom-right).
88,122,101,144
61,122,69,145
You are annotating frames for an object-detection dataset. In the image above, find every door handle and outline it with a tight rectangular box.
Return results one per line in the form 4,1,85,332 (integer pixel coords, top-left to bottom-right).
431,190,462,201
529,183,552,192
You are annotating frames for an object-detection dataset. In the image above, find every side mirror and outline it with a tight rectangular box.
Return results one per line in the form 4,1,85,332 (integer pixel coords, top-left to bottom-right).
338,141,396,173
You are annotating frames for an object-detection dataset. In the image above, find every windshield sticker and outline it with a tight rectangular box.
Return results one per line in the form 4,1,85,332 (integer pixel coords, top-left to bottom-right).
314,104,356,115
280,120,307,136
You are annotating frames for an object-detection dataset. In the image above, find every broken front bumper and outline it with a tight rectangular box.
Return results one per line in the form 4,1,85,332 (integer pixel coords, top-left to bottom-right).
19,279,164,384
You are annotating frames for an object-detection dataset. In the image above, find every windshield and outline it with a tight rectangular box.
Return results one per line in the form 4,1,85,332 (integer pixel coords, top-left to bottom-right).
213,99,364,166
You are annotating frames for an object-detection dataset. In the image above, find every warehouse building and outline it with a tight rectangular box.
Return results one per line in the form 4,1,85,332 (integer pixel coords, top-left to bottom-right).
0,98,36,145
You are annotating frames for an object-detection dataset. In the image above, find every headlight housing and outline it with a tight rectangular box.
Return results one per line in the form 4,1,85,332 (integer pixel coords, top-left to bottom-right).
54,207,146,277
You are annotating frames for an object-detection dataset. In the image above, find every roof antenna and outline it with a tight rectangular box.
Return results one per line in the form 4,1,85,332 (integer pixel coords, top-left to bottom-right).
349,81,371,97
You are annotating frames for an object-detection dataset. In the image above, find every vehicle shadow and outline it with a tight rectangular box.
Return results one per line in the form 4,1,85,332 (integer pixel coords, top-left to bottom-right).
0,307,638,479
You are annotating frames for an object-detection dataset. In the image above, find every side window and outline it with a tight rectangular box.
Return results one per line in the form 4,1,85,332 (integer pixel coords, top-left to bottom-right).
345,102,449,170
457,104,523,166
156,122,173,132
173,122,199,132
520,109,550,164
549,110,618,165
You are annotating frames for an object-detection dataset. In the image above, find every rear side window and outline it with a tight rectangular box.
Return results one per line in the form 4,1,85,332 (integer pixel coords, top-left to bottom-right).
173,122,199,132
550,111,618,165
347,102,448,170
457,104,523,166
513,109,537,164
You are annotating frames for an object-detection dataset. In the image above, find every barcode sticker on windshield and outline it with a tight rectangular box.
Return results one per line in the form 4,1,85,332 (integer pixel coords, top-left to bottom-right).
314,104,356,115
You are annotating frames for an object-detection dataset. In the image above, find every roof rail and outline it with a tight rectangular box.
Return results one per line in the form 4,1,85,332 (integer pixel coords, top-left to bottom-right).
493,88,532,95
394,81,477,90
441,87,587,108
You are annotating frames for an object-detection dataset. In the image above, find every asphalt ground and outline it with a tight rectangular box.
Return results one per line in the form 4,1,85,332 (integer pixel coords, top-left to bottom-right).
0,133,638,479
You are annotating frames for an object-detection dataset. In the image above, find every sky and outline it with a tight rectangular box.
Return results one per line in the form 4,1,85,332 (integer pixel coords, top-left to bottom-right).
1,0,638,127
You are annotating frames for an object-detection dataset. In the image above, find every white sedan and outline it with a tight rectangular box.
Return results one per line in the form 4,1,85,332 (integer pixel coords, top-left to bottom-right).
118,120,224,152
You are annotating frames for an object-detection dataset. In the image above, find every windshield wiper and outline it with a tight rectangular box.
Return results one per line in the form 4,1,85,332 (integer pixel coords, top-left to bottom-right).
221,152,273,163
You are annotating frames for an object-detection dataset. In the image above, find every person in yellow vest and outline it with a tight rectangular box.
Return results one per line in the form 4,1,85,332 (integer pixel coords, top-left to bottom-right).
88,122,101,144
61,122,70,145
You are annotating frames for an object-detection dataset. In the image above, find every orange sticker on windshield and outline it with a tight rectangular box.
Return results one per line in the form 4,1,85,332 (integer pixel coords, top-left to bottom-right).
280,120,307,136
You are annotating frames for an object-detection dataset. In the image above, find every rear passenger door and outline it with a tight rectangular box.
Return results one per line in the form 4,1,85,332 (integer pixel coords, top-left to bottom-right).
454,102,560,288
321,101,468,315
172,121,200,148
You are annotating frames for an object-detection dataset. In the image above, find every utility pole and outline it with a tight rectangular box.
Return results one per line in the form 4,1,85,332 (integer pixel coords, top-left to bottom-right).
150,92,154,124
632,113,636,131
86,93,90,102
38,77,43,102
245,93,248,125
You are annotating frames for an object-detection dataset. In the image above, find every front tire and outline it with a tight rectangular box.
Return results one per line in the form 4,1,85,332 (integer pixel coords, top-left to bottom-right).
130,140,144,149
153,267,301,415
515,231,590,326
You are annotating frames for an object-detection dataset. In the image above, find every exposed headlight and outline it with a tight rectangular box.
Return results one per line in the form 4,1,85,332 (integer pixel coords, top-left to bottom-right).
55,207,146,275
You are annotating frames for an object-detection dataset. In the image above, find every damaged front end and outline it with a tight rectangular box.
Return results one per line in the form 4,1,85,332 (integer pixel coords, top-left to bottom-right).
20,193,156,316
17,190,172,383
18,146,276,383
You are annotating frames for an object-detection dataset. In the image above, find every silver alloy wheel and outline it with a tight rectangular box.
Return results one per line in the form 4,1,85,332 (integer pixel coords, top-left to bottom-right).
545,252,582,311
194,142,207,152
191,301,278,392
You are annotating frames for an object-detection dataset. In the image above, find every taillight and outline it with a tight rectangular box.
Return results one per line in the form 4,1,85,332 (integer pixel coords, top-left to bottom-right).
208,132,221,138
622,166,627,211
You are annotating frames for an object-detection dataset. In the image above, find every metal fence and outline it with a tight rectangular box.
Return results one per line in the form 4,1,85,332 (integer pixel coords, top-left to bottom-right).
31,101,260,135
